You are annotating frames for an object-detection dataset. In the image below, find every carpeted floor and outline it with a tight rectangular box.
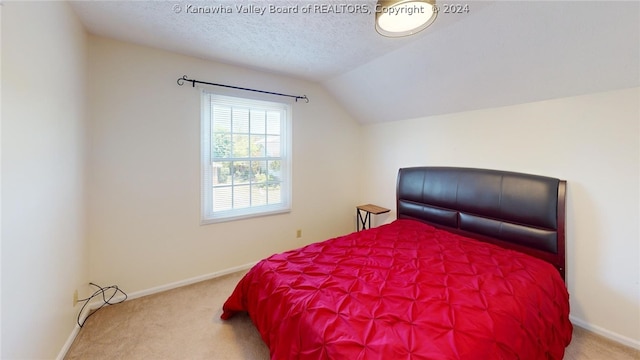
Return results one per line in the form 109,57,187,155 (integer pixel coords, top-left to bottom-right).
65,271,639,359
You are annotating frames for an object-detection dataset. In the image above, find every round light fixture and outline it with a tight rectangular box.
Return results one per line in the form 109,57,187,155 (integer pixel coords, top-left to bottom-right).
375,0,438,37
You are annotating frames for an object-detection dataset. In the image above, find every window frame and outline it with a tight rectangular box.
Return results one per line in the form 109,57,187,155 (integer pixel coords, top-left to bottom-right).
200,91,292,224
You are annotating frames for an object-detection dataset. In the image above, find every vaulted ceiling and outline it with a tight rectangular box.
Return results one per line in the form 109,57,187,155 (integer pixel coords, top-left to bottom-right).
71,0,639,123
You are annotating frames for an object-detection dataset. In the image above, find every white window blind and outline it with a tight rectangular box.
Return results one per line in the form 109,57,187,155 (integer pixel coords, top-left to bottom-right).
201,92,292,223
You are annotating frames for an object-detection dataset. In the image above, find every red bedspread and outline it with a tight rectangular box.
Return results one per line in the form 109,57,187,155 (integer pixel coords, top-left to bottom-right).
222,219,572,359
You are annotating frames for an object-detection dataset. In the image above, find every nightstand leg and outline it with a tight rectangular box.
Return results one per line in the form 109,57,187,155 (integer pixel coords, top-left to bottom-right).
357,209,370,231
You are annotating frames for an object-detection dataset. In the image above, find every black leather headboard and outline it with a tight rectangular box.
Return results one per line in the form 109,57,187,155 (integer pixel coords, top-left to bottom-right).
397,167,566,279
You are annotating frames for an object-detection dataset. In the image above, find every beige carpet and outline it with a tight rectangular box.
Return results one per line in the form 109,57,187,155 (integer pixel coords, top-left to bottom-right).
65,271,639,360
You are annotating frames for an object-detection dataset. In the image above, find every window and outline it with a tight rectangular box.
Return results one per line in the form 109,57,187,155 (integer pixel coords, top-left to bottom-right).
201,92,292,223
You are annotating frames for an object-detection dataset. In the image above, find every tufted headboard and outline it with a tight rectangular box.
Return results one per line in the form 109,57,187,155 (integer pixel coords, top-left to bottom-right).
397,167,566,280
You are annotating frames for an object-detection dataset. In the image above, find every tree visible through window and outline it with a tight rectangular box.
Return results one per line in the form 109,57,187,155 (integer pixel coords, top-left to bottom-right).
201,92,291,223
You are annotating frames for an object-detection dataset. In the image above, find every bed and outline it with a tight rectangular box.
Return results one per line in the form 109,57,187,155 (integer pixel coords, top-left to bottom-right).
221,167,572,359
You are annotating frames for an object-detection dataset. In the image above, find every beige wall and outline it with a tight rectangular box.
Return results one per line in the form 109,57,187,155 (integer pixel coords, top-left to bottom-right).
1,2,89,358
359,87,640,347
85,36,362,294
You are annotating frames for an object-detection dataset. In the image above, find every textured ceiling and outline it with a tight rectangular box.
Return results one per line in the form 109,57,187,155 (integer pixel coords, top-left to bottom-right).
71,0,435,80
70,0,639,123
325,0,640,123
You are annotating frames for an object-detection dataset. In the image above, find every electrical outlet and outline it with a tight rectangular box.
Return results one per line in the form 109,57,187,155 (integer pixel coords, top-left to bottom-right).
73,289,79,307
296,229,302,238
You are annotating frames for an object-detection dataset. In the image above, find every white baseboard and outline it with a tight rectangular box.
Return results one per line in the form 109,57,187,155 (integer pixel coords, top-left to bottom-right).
56,262,257,360
570,315,640,350
57,325,81,360
126,261,257,301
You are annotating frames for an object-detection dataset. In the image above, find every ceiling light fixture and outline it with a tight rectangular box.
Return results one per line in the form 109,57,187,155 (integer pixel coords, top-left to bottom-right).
375,0,438,37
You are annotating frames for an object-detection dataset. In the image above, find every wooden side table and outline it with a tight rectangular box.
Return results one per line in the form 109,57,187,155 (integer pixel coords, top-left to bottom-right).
356,204,390,231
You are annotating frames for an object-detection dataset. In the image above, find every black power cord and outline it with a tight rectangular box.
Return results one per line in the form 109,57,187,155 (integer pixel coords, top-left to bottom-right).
76,282,128,327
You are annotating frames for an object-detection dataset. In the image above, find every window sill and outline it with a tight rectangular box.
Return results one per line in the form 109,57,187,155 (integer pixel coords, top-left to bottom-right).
200,207,291,225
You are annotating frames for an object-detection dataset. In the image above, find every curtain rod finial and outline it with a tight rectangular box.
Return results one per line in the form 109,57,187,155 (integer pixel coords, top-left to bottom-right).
177,75,189,86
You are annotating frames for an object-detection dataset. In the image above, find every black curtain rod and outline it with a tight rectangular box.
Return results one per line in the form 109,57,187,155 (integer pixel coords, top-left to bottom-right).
177,75,309,103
